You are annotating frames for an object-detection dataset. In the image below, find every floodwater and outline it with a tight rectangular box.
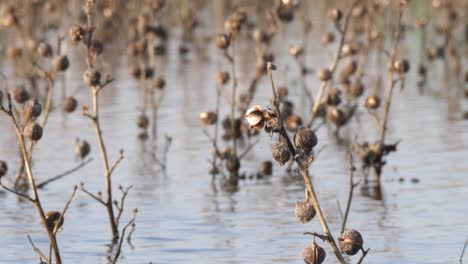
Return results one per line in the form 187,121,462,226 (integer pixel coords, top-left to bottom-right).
0,2,467,264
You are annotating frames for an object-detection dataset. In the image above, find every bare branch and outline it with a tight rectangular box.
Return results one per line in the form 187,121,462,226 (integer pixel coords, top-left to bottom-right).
37,158,93,189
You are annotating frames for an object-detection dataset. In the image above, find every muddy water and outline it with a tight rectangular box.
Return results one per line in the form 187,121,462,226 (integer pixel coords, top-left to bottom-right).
0,2,467,264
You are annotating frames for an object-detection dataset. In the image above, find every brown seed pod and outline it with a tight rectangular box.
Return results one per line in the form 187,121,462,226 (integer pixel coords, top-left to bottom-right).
277,8,294,23
364,95,380,109
285,114,302,132
392,59,410,74
289,46,303,58
199,111,217,126
0,160,7,178
137,114,149,129
45,211,64,231
153,77,165,90
276,86,288,100
13,86,30,103
271,141,291,165
327,8,343,22
327,107,346,126
253,29,271,45
341,60,357,77
339,229,363,255
215,33,230,50
302,243,326,264
245,105,265,130
75,139,90,159
53,55,70,72
294,128,318,154
295,199,316,223
62,96,77,113
216,71,230,86
260,161,272,175
129,66,141,79
37,42,53,57
1,6,18,27
316,68,332,82
83,70,101,86
145,67,154,79
325,88,341,106
24,122,43,141
350,81,364,97
321,32,335,45
7,47,22,60
69,25,85,42
23,99,42,120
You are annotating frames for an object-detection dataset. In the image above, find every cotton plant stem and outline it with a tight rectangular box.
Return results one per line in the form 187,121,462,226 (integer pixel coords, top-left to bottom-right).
267,64,346,264
379,6,404,143
1,100,61,264
90,87,119,239
307,0,358,128
229,39,238,178
340,153,358,234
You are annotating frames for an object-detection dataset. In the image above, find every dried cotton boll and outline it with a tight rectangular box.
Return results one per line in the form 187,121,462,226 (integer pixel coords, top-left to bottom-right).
0,160,8,179
62,96,78,113
294,128,318,154
90,40,104,55
325,88,341,106
302,243,326,264
45,211,63,231
13,86,30,103
339,229,364,255
37,42,53,57
285,115,302,132
316,68,332,82
199,111,217,126
216,71,230,86
23,99,42,120
75,139,90,159
327,107,346,126
215,33,230,50
153,77,165,90
24,123,43,141
271,141,291,165
321,32,335,45
83,70,101,86
53,55,70,72
295,199,316,223
392,59,410,74
7,47,22,60
289,46,303,58
327,8,343,22
364,95,380,109
245,105,265,130
137,114,149,129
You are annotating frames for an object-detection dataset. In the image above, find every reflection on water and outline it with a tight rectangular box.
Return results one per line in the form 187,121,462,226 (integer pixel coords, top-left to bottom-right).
0,1,467,264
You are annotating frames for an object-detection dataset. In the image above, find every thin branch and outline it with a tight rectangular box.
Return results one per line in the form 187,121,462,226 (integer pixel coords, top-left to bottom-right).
80,183,107,206
341,153,359,234
108,150,124,177
53,185,78,235
0,181,34,202
357,247,371,264
37,158,93,189
28,235,49,264
115,185,133,227
303,232,331,242
112,209,138,264
460,238,468,263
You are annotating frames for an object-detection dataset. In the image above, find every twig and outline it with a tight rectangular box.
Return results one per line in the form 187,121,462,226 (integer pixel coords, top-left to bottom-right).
53,185,78,235
341,152,359,234
28,235,49,264
80,183,106,206
115,185,133,227
303,232,331,242
460,238,468,263
37,158,93,189
0,181,34,202
112,209,138,264
357,247,371,264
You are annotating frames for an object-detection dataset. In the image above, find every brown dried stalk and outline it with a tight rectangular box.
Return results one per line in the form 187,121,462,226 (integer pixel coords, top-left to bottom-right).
340,153,359,234
267,63,346,264
0,95,62,263
307,0,358,128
